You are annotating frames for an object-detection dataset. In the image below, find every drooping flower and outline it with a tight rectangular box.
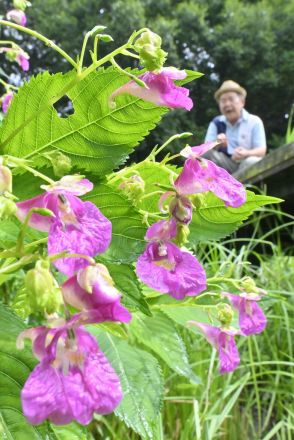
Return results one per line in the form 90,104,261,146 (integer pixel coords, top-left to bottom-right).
16,176,112,276
174,142,246,207
110,67,193,111
222,291,267,336
18,325,122,425
189,321,240,374
6,9,27,26
0,47,30,71
62,263,132,324
159,191,193,225
136,219,206,299
1,91,14,113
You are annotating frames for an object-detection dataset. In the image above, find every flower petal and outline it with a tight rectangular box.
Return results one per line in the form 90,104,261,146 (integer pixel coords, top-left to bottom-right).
136,242,206,299
16,193,54,232
145,218,177,242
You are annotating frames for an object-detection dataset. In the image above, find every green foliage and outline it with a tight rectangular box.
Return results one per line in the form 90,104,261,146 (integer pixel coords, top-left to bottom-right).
84,181,146,263
91,328,164,439
189,191,283,242
130,311,200,384
0,68,168,175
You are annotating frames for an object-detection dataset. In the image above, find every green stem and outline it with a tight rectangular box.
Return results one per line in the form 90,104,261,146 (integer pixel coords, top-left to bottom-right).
49,251,95,265
153,132,193,157
141,190,163,200
111,57,147,87
0,20,77,68
207,276,240,289
16,208,39,255
0,237,47,258
6,156,55,184
0,255,37,274
0,40,17,46
78,31,92,73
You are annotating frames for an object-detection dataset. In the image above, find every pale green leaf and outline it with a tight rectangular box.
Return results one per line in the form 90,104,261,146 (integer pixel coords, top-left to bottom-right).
91,328,163,439
189,190,283,242
130,311,200,383
0,68,168,175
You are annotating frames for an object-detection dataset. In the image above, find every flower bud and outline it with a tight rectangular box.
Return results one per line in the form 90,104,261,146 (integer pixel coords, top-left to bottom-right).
174,223,190,246
240,277,258,294
119,175,145,203
25,260,62,314
1,92,14,114
0,165,13,193
13,0,31,11
6,9,27,26
217,303,234,327
169,195,192,225
0,195,17,219
134,30,167,72
44,151,72,177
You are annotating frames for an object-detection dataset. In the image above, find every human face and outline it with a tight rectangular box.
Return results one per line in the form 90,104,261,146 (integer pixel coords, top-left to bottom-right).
218,92,245,124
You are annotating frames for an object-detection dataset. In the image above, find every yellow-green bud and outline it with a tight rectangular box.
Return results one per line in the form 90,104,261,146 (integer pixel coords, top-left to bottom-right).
134,30,162,50
0,165,13,193
0,195,17,219
119,175,145,203
174,224,190,246
240,277,258,294
13,0,31,11
134,30,167,71
25,261,62,314
44,151,72,177
217,303,234,327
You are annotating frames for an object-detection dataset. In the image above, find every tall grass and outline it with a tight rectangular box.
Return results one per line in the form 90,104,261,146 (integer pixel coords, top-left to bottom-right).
94,202,294,440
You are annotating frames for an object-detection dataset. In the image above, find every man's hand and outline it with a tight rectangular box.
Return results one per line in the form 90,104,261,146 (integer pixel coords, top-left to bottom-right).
216,133,228,148
232,147,249,161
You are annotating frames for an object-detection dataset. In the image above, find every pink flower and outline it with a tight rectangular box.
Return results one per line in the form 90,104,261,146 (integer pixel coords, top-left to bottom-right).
18,325,122,425
111,67,193,110
62,264,132,324
136,219,206,299
1,91,13,113
16,176,112,276
174,142,246,207
222,292,267,336
189,321,240,374
16,51,29,71
6,9,27,26
159,191,193,225
0,47,30,72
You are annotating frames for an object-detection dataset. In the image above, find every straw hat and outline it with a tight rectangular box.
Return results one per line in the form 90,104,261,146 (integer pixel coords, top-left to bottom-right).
214,80,247,101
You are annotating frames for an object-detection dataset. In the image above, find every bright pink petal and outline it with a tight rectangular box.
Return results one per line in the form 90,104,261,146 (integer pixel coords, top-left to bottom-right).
238,299,267,336
48,200,112,275
161,67,187,80
6,9,27,26
16,193,54,232
136,242,206,299
189,141,219,157
1,91,13,113
145,218,177,242
17,54,29,71
175,157,246,207
218,332,240,374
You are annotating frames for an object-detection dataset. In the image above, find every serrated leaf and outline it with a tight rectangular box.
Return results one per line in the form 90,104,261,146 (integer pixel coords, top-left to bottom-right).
91,328,163,439
103,261,151,316
176,69,204,86
160,304,214,335
84,182,146,263
189,190,283,242
0,304,51,439
130,311,200,383
0,68,169,175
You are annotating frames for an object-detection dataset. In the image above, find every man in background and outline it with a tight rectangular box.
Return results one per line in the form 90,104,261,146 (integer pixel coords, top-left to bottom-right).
204,80,267,173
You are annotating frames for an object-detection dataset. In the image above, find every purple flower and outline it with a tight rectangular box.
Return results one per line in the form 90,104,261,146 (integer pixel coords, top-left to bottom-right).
18,325,122,425
6,9,27,26
16,176,112,276
174,142,246,208
1,91,13,113
136,219,206,299
222,292,267,336
111,67,193,110
62,263,132,324
189,321,240,374
159,191,193,225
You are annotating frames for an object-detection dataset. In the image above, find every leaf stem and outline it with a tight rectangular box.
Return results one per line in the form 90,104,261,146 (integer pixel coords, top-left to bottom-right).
0,20,78,69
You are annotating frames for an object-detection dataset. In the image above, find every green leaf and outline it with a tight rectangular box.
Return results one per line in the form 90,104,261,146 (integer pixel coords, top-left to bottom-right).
0,304,51,439
175,69,204,86
0,68,168,176
91,329,163,439
0,218,46,251
130,311,200,383
84,182,146,263
159,304,214,335
189,190,283,242
49,423,89,440
104,261,151,316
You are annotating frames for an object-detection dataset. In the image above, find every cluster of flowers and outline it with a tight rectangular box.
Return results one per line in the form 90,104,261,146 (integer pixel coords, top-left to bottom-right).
1,28,267,425
0,0,31,112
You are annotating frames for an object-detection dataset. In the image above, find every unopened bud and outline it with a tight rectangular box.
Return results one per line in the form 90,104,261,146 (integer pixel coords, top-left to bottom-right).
44,151,72,177
13,0,31,11
174,224,190,246
240,277,258,294
134,30,167,72
169,195,192,224
25,260,62,313
0,165,13,193
119,174,145,203
217,303,234,326
0,195,17,219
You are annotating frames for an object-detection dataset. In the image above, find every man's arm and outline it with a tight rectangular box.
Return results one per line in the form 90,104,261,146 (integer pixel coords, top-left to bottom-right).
205,122,218,142
232,118,267,161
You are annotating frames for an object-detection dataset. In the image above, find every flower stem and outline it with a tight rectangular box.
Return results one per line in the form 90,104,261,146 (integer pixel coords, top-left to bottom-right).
153,132,193,157
0,20,77,69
